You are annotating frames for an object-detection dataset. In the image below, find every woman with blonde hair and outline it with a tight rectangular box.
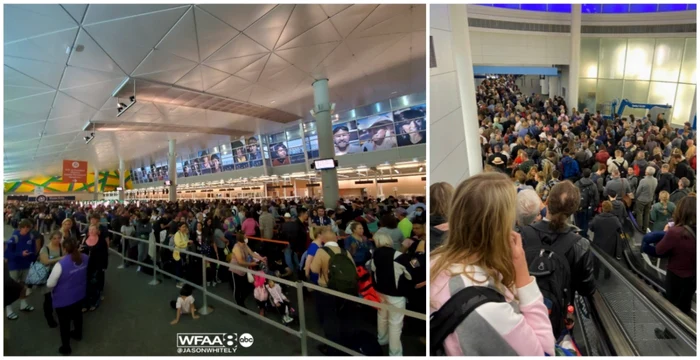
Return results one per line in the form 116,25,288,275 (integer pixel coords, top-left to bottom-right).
535,171,549,201
650,191,676,232
430,182,454,250
685,145,696,171
430,172,554,356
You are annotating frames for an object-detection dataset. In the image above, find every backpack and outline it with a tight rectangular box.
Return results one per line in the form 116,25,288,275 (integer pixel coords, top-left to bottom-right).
633,163,641,177
578,182,597,212
430,286,505,355
521,226,579,338
561,157,580,179
321,247,358,295
611,160,627,178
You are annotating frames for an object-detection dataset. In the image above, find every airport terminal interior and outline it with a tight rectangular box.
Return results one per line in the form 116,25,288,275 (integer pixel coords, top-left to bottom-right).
431,4,696,357
3,4,426,356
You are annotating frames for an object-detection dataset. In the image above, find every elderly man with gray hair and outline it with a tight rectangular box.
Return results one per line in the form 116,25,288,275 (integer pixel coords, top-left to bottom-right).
516,189,544,230
635,166,658,231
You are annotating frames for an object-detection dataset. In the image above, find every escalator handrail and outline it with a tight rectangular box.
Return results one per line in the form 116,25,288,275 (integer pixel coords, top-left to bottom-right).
587,292,639,356
592,245,697,340
621,242,666,293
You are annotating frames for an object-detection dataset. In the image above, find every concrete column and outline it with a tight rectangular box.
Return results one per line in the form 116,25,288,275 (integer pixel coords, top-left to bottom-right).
93,167,99,201
299,122,311,172
568,4,581,113
259,133,270,176
450,4,483,177
168,139,177,202
548,76,559,97
312,78,339,209
119,158,125,202
690,86,697,128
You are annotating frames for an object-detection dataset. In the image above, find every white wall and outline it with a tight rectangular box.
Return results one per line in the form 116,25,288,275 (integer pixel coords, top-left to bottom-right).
430,4,472,186
470,30,571,66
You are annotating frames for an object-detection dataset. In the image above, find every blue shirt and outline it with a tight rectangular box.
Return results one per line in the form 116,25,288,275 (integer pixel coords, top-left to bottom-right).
345,235,370,265
306,242,320,285
4,230,37,271
312,216,332,226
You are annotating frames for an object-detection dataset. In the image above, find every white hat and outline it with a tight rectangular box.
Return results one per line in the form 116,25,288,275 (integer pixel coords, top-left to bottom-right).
284,212,292,218
338,205,347,210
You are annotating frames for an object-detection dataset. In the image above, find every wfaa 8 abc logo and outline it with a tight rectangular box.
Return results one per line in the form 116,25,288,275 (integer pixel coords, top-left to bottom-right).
176,333,254,354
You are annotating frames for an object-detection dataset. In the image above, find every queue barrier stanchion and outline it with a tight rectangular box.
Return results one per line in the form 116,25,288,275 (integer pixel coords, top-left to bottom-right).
117,238,126,269
89,223,425,356
199,257,213,315
296,280,308,356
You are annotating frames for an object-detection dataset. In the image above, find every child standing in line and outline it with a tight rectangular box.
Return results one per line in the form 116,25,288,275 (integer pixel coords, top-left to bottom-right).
170,284,199,325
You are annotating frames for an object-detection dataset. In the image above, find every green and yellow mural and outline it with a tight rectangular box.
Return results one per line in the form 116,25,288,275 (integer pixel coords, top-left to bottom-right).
4,170,133,193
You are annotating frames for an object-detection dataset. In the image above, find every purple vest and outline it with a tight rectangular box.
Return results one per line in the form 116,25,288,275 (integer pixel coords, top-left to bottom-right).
52,254,89,308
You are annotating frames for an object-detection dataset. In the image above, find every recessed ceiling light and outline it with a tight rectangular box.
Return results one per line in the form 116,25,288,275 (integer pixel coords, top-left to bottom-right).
270,100,276,104
391,91,398,95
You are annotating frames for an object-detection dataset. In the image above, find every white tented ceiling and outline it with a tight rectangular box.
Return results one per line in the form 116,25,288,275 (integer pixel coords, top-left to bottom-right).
3,4,426,180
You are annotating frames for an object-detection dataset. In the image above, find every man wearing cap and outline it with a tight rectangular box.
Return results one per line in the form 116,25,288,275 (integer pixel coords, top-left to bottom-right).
333,125,361,156
395,208,412,239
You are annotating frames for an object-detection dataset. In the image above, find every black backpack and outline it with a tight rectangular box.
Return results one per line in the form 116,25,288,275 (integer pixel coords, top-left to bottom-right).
521,226,579,338
611,160,627,178
430,286,505,355
578,182,597,212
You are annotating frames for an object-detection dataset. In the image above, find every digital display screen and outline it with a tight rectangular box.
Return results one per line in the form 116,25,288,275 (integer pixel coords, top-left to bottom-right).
164,180,172,186
116,187,123,191
314,158,336,170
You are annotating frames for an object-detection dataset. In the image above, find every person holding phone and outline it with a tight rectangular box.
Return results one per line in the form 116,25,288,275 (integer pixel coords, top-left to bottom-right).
4,219,38,319
430,172,555,356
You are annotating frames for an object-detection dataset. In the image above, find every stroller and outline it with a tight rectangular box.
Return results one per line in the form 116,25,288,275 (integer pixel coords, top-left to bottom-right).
254,265,296,325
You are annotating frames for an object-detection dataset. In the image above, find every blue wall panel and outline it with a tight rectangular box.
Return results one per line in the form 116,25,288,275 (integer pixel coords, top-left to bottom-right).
602,4,630,13
629,4,658,12
521,4,547,12
473,66,558,76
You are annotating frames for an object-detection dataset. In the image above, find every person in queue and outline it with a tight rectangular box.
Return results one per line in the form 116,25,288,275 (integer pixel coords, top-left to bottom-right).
39,231,64,328
172,222,193,289
59,218,76,243
430,172,555,355
375,214,405,251
429,182,453,250
589,201,622,279
258,206,275,239
515,188,544,230
650,190,676,232
82,224,108,311
345,221,371,266
519,181,596,336
241,211,259,237
229,232,266,313
46,237,88,355
4,219,39,319
655,196,696,319
670,177,691,205
635,166,658,231
304,226,325,284
368,232,413,356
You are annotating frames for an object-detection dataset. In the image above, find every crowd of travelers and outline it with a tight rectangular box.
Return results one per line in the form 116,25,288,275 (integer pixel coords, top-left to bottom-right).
4,194,427,356
430,75,696,356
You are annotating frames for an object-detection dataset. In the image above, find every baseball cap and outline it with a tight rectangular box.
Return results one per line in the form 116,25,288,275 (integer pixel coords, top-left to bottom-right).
338,205,347,210
284,212,292,218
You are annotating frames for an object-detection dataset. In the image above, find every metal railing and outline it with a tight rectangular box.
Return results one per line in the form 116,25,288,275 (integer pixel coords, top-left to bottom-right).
81,223,426,356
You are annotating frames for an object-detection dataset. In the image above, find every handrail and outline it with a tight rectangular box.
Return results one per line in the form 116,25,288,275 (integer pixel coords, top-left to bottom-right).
81,222,425,356
588,291,638,356
592,245,697,342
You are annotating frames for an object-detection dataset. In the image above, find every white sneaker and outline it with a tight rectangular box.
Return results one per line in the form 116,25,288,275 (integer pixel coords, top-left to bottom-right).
136,266,141,272
25,288,32,297
176,283,184,289
283,315,293,324
211,281,216,288
215,277,222,283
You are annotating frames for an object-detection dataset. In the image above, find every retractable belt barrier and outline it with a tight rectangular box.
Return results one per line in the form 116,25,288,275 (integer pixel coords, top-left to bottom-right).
79,222,425,356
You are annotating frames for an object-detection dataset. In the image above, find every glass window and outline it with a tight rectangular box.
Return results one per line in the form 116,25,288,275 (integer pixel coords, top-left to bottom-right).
285,126,302,141
595,79,623,113
679,38,696,84
598,38,627,79
268,132,285,144
578,79,597,113
622,80,651,118
647,82,677,116
624,38,655,80
629,4,657,12
547,4,571,12
521,4,547,11
602,4,629,13
671,84,696,126
580,38,600,78
651,38,685,82
581,4,601,13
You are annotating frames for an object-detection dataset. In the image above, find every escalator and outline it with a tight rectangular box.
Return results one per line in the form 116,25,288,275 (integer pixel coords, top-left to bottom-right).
581,245,697,356
619,213,696,318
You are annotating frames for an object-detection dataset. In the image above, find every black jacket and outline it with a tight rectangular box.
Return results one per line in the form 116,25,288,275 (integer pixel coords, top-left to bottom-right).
429,215,447,250
589,212,622,257
280,219,307,253
519,221,596,298
655,172,677,200
670,188,691,205
674,160,694,187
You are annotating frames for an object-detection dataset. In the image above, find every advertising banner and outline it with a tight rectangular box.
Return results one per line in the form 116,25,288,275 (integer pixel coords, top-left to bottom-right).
62,160,88,183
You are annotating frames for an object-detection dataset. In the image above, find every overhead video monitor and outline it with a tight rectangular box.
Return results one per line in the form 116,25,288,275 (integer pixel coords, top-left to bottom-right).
313,158,337,170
